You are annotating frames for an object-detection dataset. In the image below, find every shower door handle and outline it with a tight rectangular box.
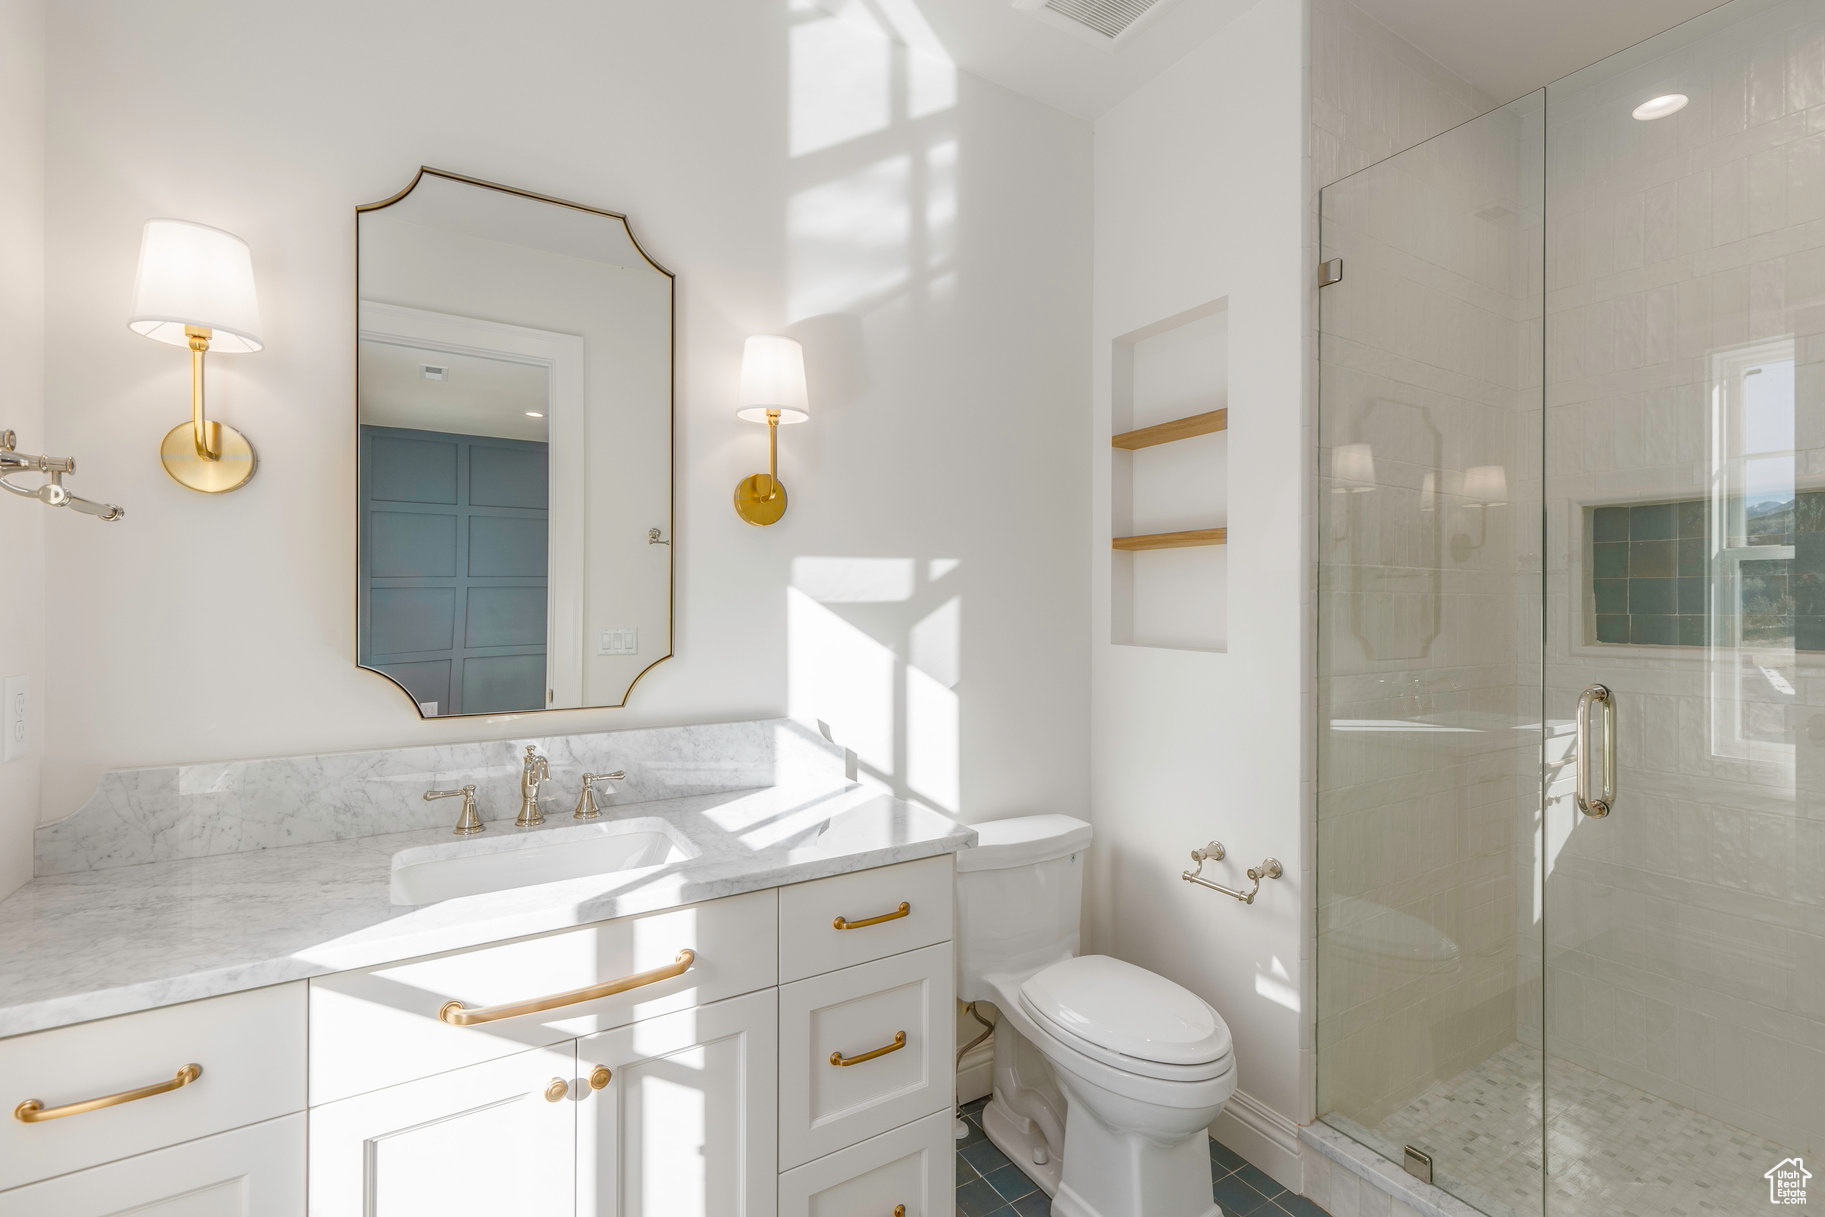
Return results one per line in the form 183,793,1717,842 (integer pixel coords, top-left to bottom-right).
1575,684,1615,818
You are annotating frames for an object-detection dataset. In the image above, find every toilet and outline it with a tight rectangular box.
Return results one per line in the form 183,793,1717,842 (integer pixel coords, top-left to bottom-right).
956,814,1236,1217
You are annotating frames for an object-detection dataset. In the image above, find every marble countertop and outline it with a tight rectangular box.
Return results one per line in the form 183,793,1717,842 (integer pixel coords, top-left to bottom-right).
0,783,973,1038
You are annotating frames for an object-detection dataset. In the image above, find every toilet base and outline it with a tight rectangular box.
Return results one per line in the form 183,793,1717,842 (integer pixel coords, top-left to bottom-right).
1052,1181,1220,1217
982,1095,1062,1197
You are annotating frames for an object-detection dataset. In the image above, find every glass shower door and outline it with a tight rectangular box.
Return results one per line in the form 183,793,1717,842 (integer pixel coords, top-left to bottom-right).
1315,92,1549,1217
1541,0,1825,1211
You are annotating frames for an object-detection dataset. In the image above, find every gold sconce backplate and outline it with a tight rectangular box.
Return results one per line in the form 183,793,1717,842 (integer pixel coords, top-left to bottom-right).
159,421,256,494
734,474,787,526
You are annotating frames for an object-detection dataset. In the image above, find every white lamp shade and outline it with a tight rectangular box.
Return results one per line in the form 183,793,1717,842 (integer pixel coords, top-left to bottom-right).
1333,443,1376,490
737,335,809,423
1464,464,1508,505
128,219,264,353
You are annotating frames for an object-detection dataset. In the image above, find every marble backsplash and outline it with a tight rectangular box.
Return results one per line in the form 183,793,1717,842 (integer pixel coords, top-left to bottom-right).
35,718,853,877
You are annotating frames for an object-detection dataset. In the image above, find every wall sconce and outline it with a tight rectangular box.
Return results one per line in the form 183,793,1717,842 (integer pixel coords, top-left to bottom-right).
128,219,264,493
733,335,809,526
1460,464,1508,550
1330,443,1375,543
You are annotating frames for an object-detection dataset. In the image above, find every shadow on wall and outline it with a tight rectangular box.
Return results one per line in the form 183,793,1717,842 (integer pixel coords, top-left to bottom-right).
775,0,964,818
790,556,961,815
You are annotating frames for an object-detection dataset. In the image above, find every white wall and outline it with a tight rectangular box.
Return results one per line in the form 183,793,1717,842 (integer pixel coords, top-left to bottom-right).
1088,0,1311,1185
33,0,1093,837
0,0,46,898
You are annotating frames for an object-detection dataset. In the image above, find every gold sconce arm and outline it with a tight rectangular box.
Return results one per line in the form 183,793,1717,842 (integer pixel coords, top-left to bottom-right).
185,326,221,460
735,408,789,526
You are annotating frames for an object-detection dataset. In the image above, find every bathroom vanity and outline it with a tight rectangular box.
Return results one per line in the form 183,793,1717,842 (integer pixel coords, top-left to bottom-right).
0,720,971,1216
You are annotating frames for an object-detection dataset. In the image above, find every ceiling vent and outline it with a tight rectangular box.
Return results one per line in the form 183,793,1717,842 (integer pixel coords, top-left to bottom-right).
1013,0,1179,47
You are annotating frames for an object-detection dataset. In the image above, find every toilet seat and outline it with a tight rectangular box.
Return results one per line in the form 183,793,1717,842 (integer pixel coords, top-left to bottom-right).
1018,955,1234,1083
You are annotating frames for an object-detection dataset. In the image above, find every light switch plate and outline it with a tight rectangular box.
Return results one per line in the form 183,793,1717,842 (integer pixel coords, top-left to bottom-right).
598,627,638,656
3,675,28,764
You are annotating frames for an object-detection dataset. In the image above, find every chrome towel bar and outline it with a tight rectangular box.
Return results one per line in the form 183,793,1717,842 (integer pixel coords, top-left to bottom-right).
1182,841,1282,905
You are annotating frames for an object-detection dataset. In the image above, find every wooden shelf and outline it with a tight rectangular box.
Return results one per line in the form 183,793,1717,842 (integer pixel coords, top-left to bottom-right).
1111,408,1227,451
1111,528,1227,551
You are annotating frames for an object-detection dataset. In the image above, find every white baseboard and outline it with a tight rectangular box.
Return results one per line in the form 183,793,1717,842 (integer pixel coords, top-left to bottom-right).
1211,1088,1305,1194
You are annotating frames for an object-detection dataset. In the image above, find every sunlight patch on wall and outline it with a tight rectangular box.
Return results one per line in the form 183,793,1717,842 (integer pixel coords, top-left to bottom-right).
790,11,892,157
787,154,913,317
791,555,915,602
788,586,896,775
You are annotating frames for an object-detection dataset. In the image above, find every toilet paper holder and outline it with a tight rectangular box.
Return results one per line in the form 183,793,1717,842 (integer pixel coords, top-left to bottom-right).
1182,841,1283,905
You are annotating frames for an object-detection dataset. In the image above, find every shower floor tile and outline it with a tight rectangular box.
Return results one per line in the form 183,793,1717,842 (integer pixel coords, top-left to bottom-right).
1361,1042,1799,1217
953,1096,1331,1217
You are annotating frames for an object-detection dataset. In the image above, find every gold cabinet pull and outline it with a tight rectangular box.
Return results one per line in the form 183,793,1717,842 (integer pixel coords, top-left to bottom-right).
832,901,910,930
830,1030,906,1067
14,1064,202,1124
544,1077,569,1103
588,1066,612,1090
439,949,696,1027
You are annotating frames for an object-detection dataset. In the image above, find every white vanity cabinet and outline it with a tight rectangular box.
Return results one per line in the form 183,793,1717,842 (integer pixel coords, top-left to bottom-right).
0,853,959,1217
577,989,779,1216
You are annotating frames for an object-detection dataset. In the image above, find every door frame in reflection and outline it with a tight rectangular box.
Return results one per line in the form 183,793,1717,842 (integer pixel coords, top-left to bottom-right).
358,301,588,711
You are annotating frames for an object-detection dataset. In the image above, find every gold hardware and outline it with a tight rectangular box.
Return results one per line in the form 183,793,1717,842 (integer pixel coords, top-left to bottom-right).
1182,842,1283,905
734,409,788,526
14,1063,202,1123
573,770,626,821
439,948,696,1026
589,1066,612,1090
158,326,257,494
544,1077,569,1103
833,901,910,930
894,1208,905,1217
830,1030,906,1067
424,784,484,835
1576,684,1616,818
517,745,550,828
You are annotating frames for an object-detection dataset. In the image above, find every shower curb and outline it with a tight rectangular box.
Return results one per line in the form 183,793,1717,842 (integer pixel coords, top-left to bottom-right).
1300,1121,1488,1217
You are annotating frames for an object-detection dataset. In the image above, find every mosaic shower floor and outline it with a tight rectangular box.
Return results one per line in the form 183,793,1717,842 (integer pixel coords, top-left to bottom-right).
1337,1042,1800,1217
953,1096,1330,1217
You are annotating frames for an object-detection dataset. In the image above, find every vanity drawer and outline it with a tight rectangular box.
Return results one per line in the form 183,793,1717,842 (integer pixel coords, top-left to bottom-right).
310,888,777,1105
0,982,307,1192
0,1113,305,1213
778,1110,952,1217
778,855,953,982
778,942,954,1168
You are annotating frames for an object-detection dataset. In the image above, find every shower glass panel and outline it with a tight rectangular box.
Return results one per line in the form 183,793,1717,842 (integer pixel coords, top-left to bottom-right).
1542,1,1824,1212
1320,1,1825,1215
1316,92,1547,1217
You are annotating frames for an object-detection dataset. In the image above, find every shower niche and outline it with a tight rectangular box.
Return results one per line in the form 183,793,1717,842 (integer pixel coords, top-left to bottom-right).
1109,296,1229,652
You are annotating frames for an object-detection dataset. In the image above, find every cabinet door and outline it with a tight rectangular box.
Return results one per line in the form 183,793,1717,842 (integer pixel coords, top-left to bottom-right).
577,989,777,1217
0,1113,304,1216
307,1044,575,1216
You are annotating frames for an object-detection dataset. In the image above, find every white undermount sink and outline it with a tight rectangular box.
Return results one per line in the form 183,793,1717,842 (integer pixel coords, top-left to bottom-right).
389,817,695,905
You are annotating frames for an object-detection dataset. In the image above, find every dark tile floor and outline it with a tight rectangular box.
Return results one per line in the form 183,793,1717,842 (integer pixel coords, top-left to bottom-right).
953,1097,1331,1217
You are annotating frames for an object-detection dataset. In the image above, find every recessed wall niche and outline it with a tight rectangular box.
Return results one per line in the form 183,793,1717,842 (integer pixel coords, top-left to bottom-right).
1110,297,1229,652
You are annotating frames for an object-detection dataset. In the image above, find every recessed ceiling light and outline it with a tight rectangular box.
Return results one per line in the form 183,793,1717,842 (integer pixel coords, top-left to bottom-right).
1632,94,1689,121
524,411,545,418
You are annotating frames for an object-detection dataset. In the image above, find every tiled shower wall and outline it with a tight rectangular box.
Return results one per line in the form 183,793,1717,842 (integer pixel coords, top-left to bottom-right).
1316,92,1541,1129
1539,0,1825,1156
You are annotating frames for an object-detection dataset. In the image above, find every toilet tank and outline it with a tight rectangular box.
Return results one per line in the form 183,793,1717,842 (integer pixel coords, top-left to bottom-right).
954,814,1093,1004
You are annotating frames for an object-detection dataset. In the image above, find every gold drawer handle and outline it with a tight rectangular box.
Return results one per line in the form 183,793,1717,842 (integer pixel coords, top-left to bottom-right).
14,1064,202,1124
832,901,910,930
439,949,696,1027
830,1030,906,1067
589,1066,612,1090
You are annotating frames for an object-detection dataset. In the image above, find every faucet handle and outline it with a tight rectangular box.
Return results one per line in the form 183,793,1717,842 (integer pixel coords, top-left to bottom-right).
572,770,626,821
425,784,484,836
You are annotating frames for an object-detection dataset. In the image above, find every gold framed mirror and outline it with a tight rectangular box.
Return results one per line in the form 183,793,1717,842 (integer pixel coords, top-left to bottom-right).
355,169,674,717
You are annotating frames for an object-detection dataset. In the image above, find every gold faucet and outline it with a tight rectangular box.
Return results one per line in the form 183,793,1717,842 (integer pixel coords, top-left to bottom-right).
572,770,627,820
424,784,484,835
517,745,550,828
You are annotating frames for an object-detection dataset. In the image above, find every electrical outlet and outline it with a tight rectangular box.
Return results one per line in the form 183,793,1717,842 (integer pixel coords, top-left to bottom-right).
598,627,638,656
3,675,28,764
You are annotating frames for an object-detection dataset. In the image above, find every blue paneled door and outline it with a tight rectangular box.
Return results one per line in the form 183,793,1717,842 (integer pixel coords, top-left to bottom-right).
359,425,549,715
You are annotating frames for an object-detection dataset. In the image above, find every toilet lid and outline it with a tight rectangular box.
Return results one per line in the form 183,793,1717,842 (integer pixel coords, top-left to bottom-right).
1018,955,1232,1069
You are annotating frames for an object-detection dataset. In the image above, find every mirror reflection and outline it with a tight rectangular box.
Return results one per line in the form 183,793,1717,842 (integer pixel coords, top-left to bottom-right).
356,169,673,717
